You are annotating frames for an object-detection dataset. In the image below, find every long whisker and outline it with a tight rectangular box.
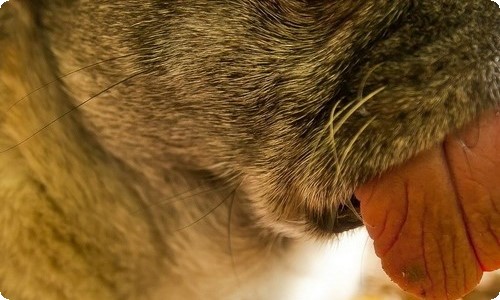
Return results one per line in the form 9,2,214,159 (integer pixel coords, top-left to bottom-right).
0,70,147,154
328,87,383,192
308,99,353,176
132,184,236,216
328,100,355,177
334,116,376,200
310,65,383,175
328,100,355,145
6,54,134,112
175,179,244,232
328,86,385,143
308,65,382,176
175,196,229,232
227,182,242,286
357,63,382,101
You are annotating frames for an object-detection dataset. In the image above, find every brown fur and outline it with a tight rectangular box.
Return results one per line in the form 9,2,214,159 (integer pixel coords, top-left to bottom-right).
0,1,499,299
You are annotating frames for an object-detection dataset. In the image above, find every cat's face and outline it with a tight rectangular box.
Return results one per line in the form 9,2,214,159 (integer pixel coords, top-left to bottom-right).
37,1,499,298
50,0,498,233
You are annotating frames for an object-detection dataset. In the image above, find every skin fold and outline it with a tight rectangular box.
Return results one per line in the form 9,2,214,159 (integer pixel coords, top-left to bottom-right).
356,110,500,299
0,1,498,299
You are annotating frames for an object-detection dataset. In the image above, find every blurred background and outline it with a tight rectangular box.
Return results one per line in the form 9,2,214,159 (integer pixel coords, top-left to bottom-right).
286,228,499,300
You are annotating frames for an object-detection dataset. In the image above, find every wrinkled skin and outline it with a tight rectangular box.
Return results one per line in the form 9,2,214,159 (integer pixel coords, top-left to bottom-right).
0,1,498,299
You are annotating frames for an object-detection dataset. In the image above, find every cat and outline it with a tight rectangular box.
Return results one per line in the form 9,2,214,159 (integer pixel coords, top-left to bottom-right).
0,1,498,299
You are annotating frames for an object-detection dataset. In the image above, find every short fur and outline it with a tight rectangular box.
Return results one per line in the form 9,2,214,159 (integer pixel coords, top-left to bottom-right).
0,0,498,299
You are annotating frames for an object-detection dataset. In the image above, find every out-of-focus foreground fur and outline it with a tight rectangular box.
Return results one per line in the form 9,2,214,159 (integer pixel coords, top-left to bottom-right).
0,1,498,299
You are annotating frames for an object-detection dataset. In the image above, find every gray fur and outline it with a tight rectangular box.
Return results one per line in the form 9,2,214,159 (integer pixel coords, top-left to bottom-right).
0,0,498,299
